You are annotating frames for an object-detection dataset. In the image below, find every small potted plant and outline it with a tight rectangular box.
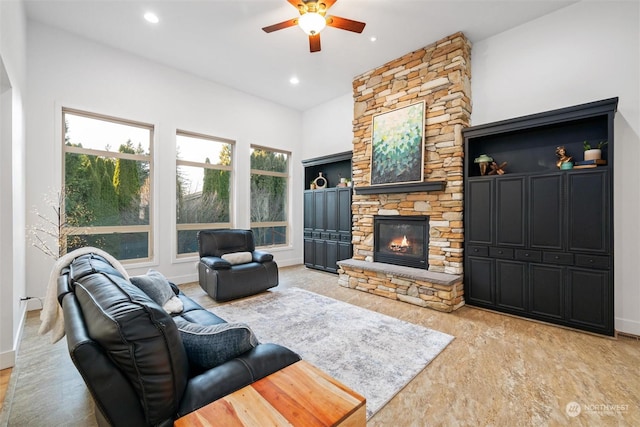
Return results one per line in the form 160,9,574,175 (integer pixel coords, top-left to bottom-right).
583,140,608,161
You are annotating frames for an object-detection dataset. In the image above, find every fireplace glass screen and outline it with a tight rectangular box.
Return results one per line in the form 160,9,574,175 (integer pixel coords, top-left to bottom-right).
374,216,429,269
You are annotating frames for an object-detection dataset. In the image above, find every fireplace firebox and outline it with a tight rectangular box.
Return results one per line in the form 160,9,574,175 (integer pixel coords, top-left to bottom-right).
374,215,429,269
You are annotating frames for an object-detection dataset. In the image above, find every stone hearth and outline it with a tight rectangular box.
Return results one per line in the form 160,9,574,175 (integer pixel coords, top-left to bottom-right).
339,32,472,311
338,259,464,312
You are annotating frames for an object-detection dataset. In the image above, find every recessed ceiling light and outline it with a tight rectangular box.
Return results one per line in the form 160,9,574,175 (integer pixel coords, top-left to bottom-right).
370,36,377,42
144,12,159,24
289,76,300,85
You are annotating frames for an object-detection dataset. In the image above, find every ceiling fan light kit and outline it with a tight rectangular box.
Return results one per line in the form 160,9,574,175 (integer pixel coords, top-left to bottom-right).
262,0,366,52
298,12,326,35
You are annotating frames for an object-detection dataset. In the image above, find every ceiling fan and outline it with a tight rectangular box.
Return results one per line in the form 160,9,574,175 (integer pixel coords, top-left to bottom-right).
262,0,366,53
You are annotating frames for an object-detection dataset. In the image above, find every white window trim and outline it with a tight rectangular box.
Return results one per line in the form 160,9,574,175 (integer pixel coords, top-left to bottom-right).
175,130,235,258
250,145,290,248
61,107,154,263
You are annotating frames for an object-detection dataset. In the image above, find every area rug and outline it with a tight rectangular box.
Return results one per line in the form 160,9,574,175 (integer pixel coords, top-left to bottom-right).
212,287,454,419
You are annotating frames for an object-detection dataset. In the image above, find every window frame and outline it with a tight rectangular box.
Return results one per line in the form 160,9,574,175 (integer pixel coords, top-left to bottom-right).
61,107,154,263
249,144,290,248
175,129,235,258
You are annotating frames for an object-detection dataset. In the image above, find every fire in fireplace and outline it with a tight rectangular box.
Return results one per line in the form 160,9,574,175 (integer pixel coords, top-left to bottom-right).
374,215,429,269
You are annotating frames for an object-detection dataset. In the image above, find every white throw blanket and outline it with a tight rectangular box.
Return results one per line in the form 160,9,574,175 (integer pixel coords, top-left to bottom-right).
38,247,130,343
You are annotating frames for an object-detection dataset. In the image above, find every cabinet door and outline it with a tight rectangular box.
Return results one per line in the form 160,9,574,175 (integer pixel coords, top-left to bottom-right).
325,240,339,273
467,179,494,245
529,264,564,319
338,241,352,263
496,260,526,311
496,177,526,247
304,238,314,266
304,191,314,230
529,174,563,250
313,191,326,231
466,257,494,305
567,268,611,332
337,188,352,234
313,240,326,269
325,188,338,233
567,170,609,253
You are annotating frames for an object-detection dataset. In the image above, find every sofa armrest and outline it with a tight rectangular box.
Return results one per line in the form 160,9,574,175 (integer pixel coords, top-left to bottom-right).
200,256,232,270
177,343,300,417
252,250,273,263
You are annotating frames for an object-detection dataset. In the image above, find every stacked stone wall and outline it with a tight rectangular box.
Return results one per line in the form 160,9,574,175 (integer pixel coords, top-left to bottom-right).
350,31,472,276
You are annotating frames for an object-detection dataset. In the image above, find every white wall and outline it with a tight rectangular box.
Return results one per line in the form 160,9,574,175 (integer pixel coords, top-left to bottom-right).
0,0,27,369
471,1,640,335
301,93,353,161
26,22,303,306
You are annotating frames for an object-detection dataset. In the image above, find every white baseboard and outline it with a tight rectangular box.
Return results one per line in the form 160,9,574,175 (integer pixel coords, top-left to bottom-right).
615,317,640,337
276,258,303,268
0,349,15,370
0,302,28,370
170,273,198,285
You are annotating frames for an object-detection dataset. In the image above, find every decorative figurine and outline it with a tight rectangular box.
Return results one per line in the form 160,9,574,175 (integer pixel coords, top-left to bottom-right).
474,154,493,176
488,161,507,175
555,146,573,169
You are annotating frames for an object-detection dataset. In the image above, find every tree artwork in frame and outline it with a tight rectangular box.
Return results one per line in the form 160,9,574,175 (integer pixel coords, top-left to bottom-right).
370,101,425,186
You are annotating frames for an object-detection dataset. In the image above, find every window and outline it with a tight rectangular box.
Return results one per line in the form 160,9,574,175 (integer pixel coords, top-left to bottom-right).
62,108,153,261
176,131,233,255
250,146,289,247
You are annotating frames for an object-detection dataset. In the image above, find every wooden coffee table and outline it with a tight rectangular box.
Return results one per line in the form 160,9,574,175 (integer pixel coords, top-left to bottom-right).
174,360,366,427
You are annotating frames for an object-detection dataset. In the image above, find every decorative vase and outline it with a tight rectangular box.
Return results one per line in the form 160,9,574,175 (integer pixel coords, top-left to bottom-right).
584,149,601,161
313,172,327,189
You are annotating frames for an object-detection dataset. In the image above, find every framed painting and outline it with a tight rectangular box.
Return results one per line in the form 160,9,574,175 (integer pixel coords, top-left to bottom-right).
370,101,425,185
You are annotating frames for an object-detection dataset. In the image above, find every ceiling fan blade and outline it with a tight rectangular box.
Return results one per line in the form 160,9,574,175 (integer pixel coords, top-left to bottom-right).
262,18,298,33
309,34,321,52
326,15,366,33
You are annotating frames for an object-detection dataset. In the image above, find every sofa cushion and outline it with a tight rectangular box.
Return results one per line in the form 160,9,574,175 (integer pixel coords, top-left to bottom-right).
221,251,253,265
131,269,184,314
69,253,125,285
174,318,259,371
73,271,189,425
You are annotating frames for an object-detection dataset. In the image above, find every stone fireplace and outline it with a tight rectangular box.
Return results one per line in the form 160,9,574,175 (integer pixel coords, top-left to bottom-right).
374,215,429,269
337,32,471,312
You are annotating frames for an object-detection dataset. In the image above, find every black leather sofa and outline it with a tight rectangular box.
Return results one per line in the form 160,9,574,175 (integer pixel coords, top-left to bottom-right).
58,252,300,426
197,229,279,301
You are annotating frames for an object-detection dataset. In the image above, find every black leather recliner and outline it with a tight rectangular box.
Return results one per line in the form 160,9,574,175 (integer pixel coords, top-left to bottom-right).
58,253,300,427
197,229,279,301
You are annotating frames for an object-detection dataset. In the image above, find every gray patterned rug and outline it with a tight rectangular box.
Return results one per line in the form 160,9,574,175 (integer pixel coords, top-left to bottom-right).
213,287,454,419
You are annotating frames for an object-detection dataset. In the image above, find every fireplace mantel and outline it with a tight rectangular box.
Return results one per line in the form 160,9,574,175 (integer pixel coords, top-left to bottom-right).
354,181,445,195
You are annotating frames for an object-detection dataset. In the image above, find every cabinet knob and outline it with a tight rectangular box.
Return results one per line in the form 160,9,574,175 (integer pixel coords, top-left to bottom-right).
524,253,530,257
554,256,560,260
498,250,503,254
589,259,595,263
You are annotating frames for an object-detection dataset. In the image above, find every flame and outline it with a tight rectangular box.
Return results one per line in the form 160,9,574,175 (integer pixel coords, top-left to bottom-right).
401,235,409,247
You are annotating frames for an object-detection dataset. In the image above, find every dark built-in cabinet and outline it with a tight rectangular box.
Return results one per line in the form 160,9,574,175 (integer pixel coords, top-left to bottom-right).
463,98,618,336
302,152,352,273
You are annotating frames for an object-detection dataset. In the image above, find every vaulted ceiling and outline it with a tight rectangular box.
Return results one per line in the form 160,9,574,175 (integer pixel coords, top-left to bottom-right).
24,0,576,111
